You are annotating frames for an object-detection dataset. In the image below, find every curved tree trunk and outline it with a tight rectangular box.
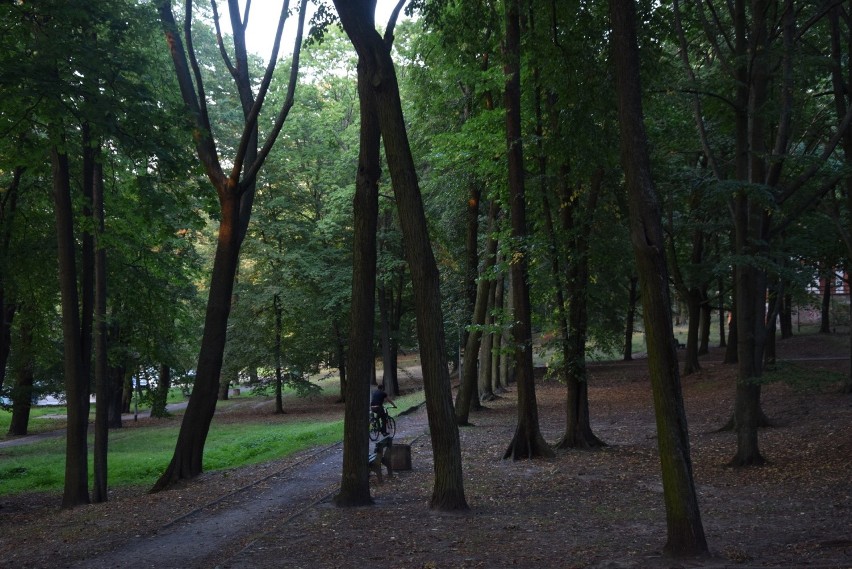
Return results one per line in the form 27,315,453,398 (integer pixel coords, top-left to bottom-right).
153,194,242,490
610,1,708,556
333,0,467,510
152,0,307,491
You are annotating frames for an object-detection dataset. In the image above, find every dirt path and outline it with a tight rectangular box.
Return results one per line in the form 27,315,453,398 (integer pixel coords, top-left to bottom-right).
66,404,432,569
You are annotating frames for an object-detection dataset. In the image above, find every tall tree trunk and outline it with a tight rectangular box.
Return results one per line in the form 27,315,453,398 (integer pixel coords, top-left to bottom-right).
555,169,605,450
52,148,91,508
502,0,553,461
92,160,110,503
333,0,468,510
609,1,708,556
0,167,22,394
463,184,481,348
274,293,285,414
334,49,381,507
107,323,125,429
729,0,769,468
492,270,506,392
479,279,498,402
153,194,242,490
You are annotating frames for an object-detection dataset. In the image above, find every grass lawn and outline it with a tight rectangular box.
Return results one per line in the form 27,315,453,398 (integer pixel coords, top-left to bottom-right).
0,386,425,497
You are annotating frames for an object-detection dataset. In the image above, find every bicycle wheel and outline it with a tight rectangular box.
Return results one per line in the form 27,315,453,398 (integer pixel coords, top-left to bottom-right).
369,415,380,441
385,415,396,438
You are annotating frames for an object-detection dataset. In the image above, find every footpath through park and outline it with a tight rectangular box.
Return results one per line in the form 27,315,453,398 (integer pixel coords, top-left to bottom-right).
71,402,432,569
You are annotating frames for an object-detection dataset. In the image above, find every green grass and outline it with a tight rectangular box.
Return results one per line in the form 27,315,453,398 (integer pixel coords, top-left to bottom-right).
0,387,427,497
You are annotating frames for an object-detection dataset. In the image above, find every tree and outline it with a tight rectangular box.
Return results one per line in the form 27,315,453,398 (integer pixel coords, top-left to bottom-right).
609,0,708,556
152,0,309,490
673,0,852,465
331,0,468,510
501,0,553,461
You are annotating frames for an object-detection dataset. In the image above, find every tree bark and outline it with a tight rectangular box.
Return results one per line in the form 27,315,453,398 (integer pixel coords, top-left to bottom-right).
624,276,638,361
502,0,553,462
609,0,708,556
8,315,34,436
334,47,381,508
92,160,110,503
52,147,91,508
455,203,499,424
274,293,285,414
152,0,307,490
0,167,22,394
333,0,468,510
555,169,605,450
151,364,172,418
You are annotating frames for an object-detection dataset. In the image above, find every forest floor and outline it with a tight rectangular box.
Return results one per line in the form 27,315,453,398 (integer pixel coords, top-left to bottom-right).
1,332,851,569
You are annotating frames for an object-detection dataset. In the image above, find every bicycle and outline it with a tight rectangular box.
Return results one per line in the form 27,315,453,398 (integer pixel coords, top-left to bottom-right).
369,406,396,441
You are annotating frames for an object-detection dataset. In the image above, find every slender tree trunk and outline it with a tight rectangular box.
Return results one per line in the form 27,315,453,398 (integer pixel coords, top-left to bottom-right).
52,148,91,508
334,51,380,507
624,276,638,360
274,293,285,414
333,320,347,403
502,0,552,461
463,184,481,348
151,364,172,418
455,203,499,423
0,167,22,394
107,324,125,429
152,193,242,490
682,290,702,375
492,270,506,392
479,279,498,401
729,0,769,468
820,266,832,333
609,1,708,556
92,160,110,503
698,289,711,355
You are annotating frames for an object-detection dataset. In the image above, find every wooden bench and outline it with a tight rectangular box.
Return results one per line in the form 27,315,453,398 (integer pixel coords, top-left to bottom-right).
368,436,393,483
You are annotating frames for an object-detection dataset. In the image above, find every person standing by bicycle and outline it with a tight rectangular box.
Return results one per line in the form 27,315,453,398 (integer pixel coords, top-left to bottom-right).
370,384,396,436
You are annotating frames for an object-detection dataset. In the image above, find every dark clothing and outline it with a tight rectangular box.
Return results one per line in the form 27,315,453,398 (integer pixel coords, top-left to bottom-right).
371,389,388,408
370,389,390,435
